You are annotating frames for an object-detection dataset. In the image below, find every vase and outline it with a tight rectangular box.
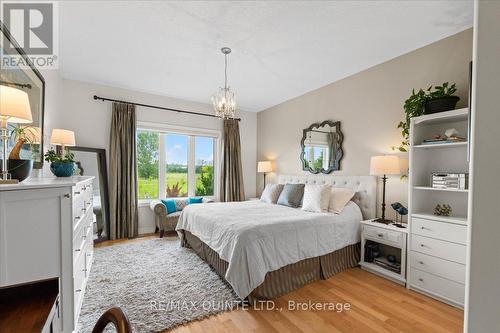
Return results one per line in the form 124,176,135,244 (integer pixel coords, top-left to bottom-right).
0,159,33,182
424,96,460,114
50,161,76,177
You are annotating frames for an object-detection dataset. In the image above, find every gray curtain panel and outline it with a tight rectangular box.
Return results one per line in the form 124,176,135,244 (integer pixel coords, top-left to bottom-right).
109,102,139,239
219,119,245,202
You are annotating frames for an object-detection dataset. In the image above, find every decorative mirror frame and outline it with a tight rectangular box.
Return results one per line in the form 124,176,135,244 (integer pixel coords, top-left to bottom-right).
1,22,46,169
300,120,344,174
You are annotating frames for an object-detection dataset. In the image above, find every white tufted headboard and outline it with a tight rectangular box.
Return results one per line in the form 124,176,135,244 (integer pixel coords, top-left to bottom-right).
278,174,377,220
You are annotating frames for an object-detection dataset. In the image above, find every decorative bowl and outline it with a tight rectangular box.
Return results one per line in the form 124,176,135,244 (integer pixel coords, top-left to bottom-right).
0,159,33,182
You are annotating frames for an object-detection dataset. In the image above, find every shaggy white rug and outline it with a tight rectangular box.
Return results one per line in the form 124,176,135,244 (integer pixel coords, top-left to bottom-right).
77,237,239,333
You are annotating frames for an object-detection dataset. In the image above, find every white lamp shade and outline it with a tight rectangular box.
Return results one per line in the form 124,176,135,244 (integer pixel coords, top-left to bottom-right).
50,129,76,146
257,161,273,173
0,85,33,123
370,155,400,176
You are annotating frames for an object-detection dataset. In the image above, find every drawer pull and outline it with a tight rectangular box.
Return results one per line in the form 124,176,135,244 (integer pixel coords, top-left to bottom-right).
75,289,82,293
75,216,80,221
420,244,425,247
87,253,92,257
75,248,81,252
82,235,86,240
421,226,426,230
74,191,80,195
82,268,87,272
419,261,424,265
377,233,384,237
418,278,424,282
82,208,87,212
64,193,71,198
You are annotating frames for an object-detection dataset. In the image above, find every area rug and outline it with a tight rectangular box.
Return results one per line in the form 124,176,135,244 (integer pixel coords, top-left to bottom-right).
77,237,239,333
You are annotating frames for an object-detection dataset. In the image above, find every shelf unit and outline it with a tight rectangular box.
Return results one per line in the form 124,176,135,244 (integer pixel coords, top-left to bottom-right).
413,142,467,149
413,186,468,193
407,108,470,308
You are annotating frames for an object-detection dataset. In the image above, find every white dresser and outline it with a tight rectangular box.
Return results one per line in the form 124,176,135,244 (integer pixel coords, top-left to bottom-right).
0,176,94,333
408,109,470,308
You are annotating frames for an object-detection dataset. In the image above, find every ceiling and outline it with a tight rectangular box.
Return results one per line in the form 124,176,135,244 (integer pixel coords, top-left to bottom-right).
59,1,473,112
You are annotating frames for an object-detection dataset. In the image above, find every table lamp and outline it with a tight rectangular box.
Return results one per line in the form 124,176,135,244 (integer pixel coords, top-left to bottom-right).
0,85,33,184
370,155,400,224
50,129,76,156
257,161,273,188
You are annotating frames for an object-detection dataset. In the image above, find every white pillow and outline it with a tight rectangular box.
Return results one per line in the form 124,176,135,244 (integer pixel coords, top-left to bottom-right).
302,184,331,213
260,184,284,204
329,187,356,214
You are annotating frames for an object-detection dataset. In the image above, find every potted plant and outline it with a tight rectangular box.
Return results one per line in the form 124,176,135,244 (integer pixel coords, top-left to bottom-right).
1,126,36,182
393,82,459,152
44,148,76,177
424,82,459,114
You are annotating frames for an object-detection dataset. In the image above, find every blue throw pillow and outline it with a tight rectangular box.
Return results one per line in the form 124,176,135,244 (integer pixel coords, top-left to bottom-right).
161,199,177,214
188,197,203,204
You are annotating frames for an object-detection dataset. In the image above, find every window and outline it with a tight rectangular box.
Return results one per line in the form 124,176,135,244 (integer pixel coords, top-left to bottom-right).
136,124,219,201
165,134,189,197
137,130,159,200
195,136,215,196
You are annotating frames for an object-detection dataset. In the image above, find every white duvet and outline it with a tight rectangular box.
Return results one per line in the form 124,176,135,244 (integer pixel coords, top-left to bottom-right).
176,200,362,299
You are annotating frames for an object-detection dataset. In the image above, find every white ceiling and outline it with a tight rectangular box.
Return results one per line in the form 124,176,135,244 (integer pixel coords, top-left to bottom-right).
59,1,473,112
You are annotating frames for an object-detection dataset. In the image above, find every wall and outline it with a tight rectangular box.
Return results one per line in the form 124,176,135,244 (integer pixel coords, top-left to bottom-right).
44,78,257,234
465,1,500,331
257,29,473,217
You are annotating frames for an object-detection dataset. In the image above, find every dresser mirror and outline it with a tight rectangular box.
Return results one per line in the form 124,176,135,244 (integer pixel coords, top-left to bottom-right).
300,120,344,174
0,23,45,169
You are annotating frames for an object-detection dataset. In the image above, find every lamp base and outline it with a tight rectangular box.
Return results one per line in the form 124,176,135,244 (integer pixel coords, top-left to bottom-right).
373,218,393,225
392,223,407,229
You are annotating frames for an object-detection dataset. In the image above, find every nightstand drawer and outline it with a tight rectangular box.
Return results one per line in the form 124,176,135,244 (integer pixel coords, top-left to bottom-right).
410,251,465,284
411,234,466,264
410,268,464,305
364,225,402,246
412,217,467,245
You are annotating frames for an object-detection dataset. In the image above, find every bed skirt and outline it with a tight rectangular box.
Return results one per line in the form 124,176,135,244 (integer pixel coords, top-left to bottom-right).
180,230,360,301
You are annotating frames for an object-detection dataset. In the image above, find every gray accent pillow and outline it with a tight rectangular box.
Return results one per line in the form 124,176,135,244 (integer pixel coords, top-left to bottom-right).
277,183,305,208
260,184,284,204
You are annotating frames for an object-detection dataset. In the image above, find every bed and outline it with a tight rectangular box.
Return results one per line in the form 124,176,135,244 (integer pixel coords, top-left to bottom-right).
176,175,377,301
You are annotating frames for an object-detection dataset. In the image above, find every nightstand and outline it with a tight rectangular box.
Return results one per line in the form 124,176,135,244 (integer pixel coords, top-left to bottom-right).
360,220,408,285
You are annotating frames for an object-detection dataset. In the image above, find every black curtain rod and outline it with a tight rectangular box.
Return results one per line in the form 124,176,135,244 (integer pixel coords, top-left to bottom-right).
93,95,241,121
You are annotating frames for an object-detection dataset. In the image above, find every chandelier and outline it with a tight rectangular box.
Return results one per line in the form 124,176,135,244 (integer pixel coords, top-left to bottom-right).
212,47,236,119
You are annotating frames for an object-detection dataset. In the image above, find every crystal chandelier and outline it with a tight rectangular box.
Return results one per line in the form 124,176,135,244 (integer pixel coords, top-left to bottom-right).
212,47,236,119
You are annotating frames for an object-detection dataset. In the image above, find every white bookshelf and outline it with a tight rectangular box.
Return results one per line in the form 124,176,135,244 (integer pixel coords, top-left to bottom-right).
407,108,470,308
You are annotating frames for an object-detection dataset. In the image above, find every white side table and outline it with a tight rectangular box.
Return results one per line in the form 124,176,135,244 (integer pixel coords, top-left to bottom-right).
360,220,408,285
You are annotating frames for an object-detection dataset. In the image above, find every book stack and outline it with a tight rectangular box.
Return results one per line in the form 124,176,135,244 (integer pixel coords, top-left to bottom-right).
432,173,468,190
373,257,401,273
421,136,466,145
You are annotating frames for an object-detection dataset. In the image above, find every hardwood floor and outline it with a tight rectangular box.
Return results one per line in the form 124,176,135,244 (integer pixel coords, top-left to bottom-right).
97,236,464,333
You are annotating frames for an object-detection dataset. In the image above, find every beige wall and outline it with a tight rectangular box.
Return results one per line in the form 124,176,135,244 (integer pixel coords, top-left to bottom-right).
257,29,473,217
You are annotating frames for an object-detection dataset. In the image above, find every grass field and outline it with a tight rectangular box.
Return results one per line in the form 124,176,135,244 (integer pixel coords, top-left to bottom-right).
138,173,211,199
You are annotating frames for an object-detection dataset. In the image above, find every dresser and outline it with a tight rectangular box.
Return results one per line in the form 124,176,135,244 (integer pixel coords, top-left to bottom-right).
0,176,94,333
408,109,470,308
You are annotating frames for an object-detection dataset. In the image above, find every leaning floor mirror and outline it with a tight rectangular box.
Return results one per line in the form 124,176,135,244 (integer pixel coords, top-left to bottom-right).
64,147,110,242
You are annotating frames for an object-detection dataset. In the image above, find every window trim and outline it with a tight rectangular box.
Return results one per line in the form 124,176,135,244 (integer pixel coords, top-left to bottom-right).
137,121,221,203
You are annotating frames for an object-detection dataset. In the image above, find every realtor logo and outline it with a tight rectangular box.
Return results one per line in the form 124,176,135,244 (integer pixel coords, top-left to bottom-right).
1,1,58,68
